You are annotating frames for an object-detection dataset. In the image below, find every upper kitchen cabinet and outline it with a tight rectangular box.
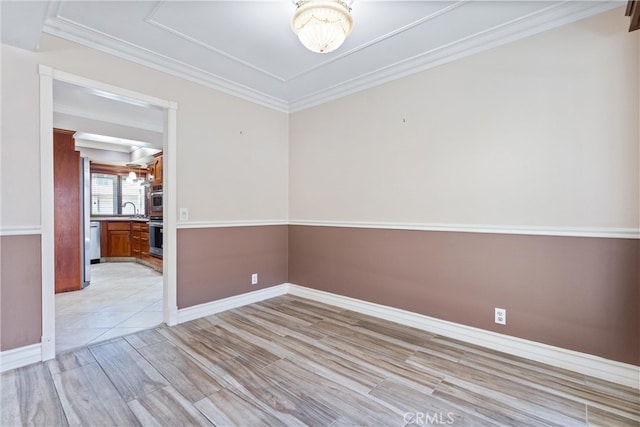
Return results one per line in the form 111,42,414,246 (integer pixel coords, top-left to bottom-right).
152,154,163,185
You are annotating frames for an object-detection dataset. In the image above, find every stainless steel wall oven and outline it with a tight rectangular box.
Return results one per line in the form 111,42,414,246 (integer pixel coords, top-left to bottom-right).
149,185,163,216
149,218,163,258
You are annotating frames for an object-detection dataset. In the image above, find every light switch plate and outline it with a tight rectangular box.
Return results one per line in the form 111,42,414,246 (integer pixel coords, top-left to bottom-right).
180,208,189,221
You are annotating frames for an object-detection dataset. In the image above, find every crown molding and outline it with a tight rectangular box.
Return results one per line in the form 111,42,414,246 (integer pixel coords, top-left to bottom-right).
42,17,290,113
288,1,622,112
42,1,620,113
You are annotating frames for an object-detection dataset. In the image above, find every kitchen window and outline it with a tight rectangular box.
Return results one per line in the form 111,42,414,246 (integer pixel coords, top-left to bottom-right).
91,172,146,216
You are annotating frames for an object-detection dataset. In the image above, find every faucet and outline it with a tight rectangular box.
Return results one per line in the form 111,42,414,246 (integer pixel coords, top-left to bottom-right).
122,202,138,216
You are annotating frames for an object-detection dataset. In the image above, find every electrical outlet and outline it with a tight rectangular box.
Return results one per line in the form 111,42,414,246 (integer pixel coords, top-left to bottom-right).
179,208,189,221
251,273,258,285
495,308,506,325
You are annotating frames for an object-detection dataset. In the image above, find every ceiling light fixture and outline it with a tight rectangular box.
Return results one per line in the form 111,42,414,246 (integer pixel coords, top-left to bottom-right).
126,163,141,184
291,0,353,54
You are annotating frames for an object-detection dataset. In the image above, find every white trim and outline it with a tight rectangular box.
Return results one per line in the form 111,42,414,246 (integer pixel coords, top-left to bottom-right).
38,66,178,357
3,286,282,371
289,220,640,239
286,284,640,389
0,226,42,236
2,221,636,239
288,1,621,112
54,103,163,133
177,220,289,229
42,18,289,113
176,284,289,324
39,65,56,361
41,1,617,113
0,344,42,373
5,283,637,389
175,219,639,239
164,103,179,326
46,68,173,109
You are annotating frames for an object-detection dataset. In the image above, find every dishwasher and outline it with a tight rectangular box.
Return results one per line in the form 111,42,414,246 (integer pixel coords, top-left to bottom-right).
90,221,101,263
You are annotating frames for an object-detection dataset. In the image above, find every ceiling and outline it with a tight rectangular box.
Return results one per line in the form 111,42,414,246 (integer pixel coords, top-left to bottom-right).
53,80,164,135
1,1,623,112
52,79,164,164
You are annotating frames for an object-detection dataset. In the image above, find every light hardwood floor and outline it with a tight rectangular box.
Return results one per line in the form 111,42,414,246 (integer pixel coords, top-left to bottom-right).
2,295,639,426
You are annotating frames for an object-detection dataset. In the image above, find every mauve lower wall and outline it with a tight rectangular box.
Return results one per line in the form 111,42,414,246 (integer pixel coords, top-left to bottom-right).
0,235,42,351
288,225,640,365
177,226,288,308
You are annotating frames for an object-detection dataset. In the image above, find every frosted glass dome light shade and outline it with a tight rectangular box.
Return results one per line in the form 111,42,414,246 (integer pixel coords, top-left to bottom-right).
292,0,353,54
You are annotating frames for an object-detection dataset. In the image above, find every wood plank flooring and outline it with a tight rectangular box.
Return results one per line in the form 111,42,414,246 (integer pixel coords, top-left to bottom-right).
2,295,638,426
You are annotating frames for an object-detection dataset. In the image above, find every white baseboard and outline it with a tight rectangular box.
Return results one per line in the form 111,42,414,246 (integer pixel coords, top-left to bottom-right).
176,284,289,323
286,283,640,389
2,285,290,372
0,344,42,373
3,283,638,390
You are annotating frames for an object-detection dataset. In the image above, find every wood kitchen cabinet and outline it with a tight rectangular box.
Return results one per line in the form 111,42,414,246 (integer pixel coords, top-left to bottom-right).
106,222,131,257
101,220,151,259
152,154,163,185
131,221,150,260
53,129,82,293
97,219,161,271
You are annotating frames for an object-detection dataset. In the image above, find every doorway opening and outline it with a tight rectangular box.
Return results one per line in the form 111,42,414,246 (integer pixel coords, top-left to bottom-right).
55,262,163,352
39,66,178,359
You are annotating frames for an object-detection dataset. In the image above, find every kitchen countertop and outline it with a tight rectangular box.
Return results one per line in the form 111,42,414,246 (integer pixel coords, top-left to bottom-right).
91,217,149,222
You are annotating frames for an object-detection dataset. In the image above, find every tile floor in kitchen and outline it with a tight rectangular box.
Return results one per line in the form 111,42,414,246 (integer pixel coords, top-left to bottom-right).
55,261,163,354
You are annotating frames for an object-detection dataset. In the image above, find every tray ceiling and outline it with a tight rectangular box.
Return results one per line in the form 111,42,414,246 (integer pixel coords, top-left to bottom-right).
1,1,624,112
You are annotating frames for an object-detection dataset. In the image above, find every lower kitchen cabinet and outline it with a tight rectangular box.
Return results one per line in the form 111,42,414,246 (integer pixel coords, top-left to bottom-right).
107,222,131,257
131,221,150,260
97,219,160,271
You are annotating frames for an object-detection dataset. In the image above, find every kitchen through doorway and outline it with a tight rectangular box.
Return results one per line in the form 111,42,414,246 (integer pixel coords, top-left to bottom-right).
55,262,162,352
52,82,164,353
41,67,177,358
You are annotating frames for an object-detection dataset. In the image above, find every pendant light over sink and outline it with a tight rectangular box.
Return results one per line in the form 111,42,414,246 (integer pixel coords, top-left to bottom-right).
125,163,141,184
291,0,353,54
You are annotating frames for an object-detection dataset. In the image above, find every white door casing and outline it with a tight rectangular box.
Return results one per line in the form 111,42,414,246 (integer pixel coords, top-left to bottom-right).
38,65,178,360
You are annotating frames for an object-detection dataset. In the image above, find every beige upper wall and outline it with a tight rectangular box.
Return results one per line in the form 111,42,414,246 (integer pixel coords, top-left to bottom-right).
290,9,640,229
2,9,638,230
1,34,289,227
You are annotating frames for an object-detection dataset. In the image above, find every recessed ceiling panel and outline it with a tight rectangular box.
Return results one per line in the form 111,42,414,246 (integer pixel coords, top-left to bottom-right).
54,0,293,99
0,0,49,50
147,1,297,80
148,1,457,80
1,0,618,111
286,1,561,99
